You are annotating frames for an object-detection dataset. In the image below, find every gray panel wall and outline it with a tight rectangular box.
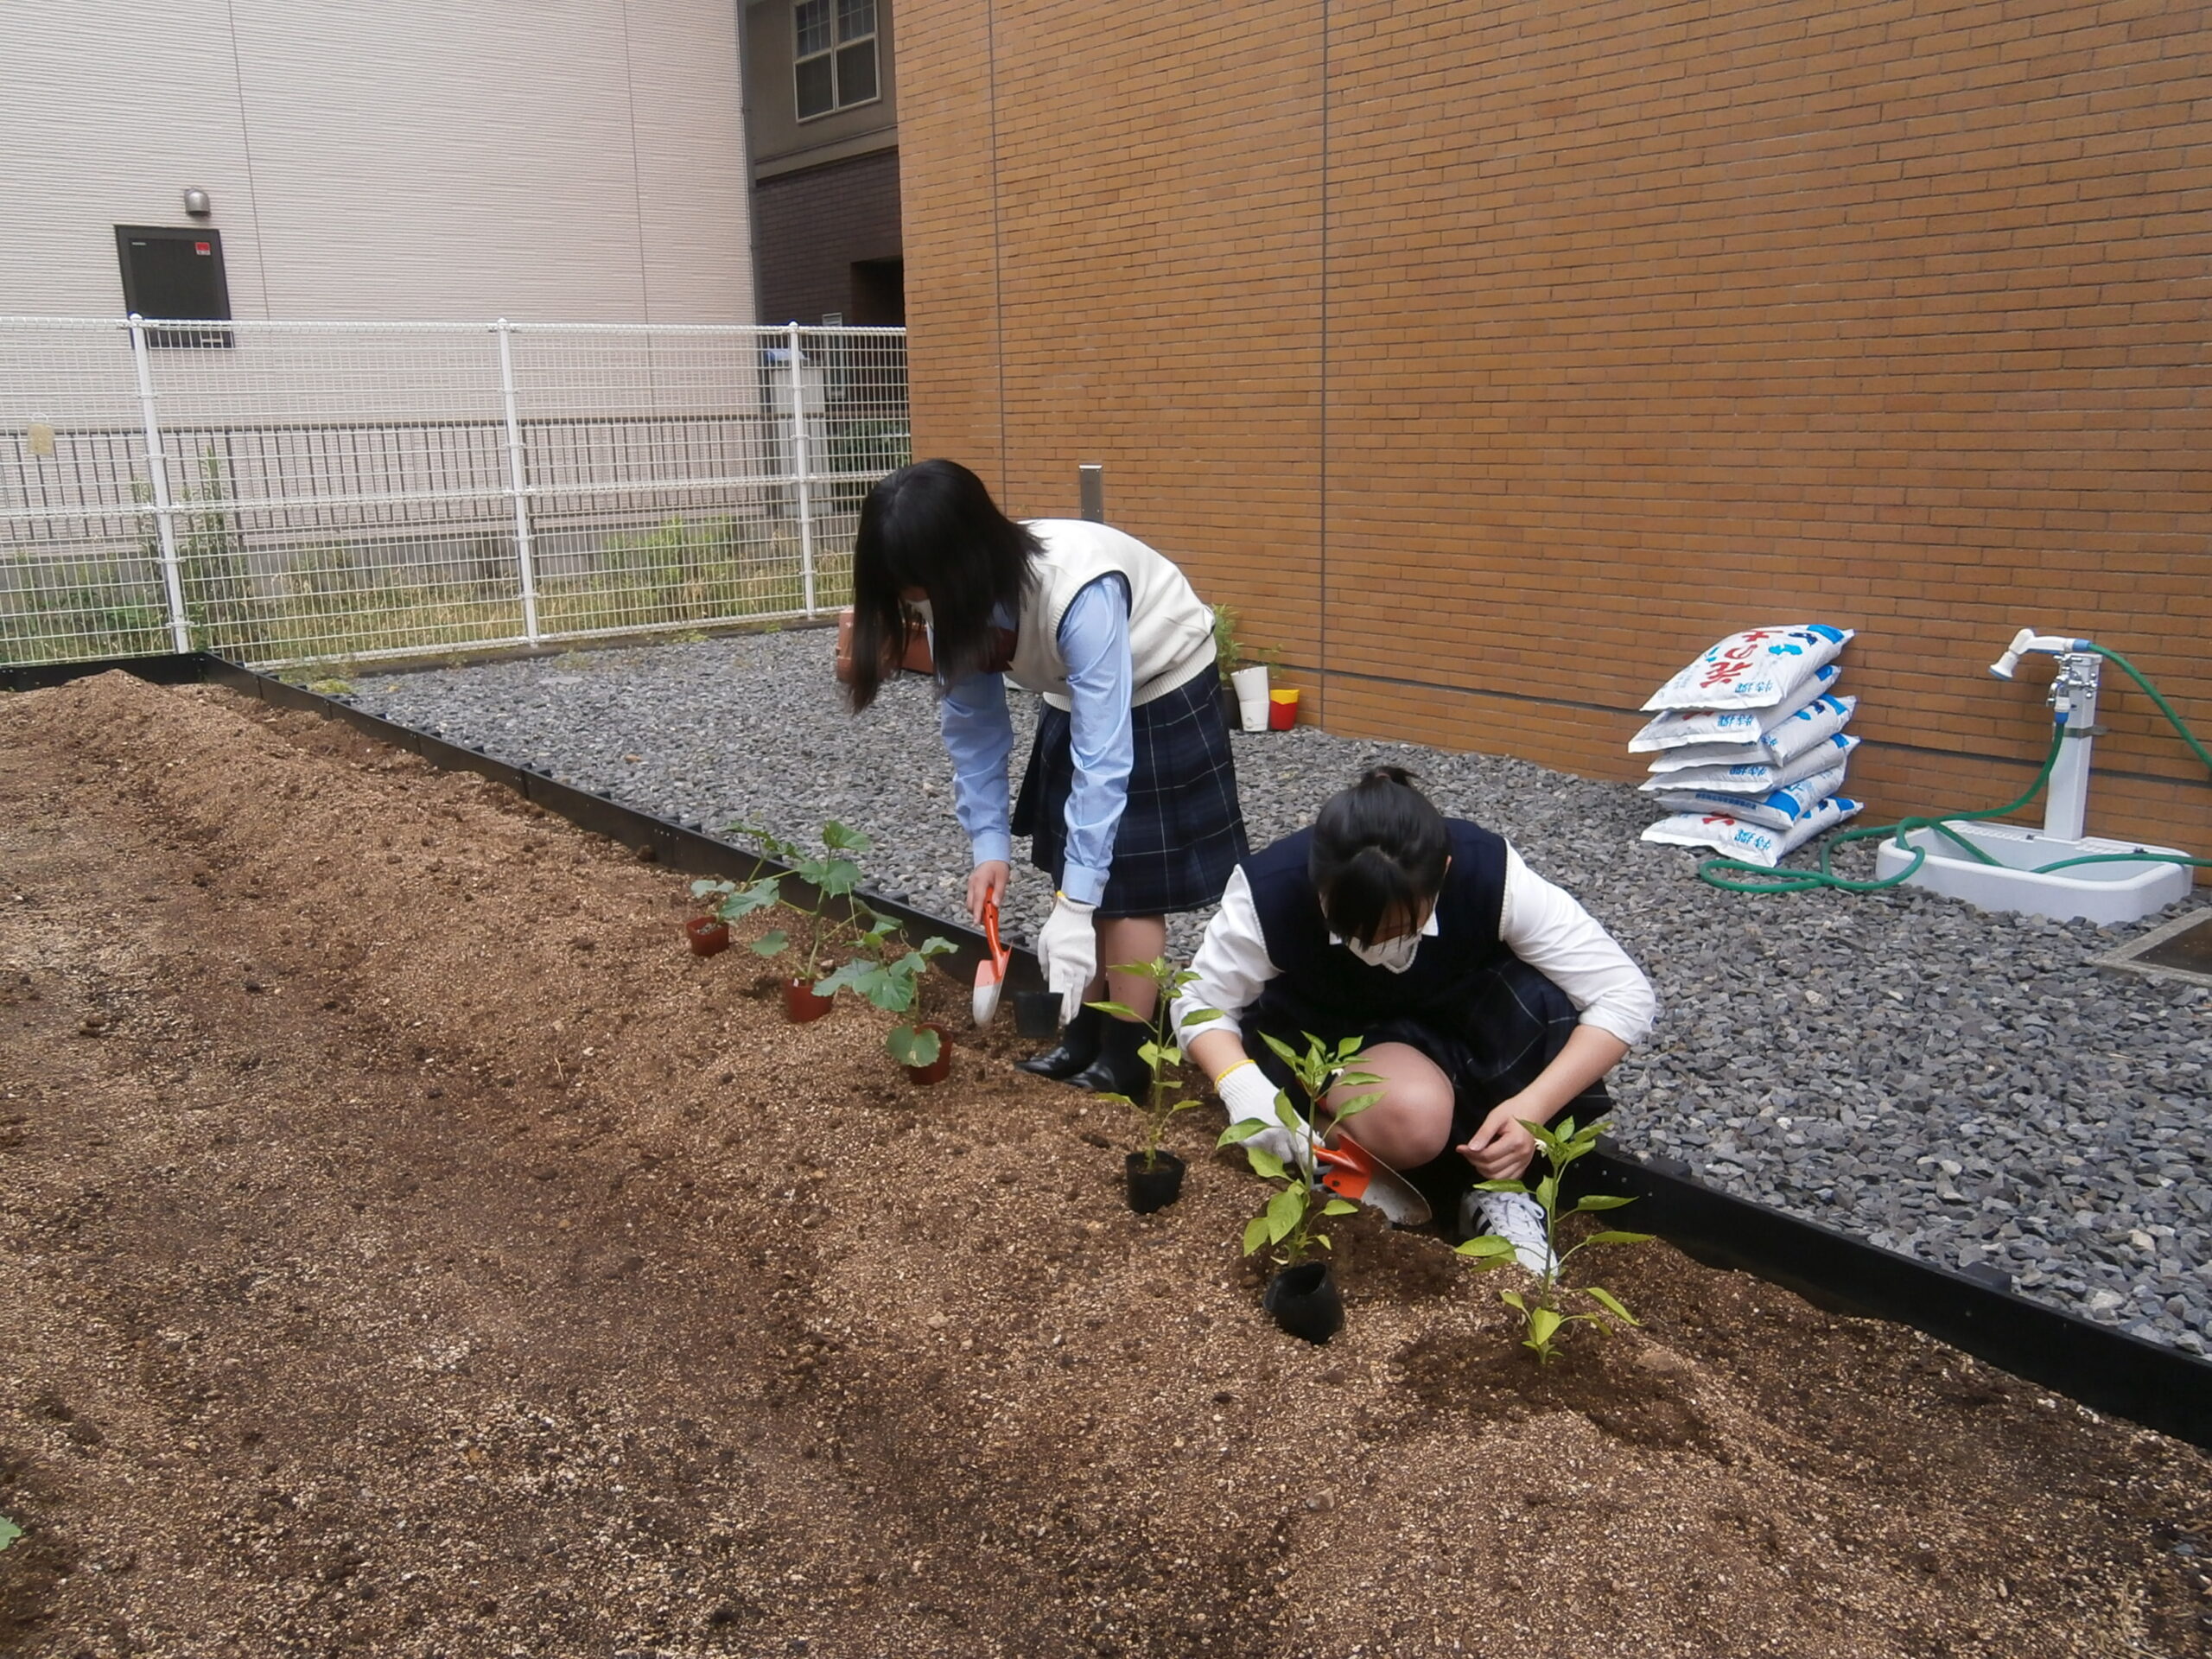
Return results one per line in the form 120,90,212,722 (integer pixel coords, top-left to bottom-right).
3,0,755,323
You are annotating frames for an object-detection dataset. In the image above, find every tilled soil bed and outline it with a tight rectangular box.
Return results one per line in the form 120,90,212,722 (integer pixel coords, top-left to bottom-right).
1,672,2207,1659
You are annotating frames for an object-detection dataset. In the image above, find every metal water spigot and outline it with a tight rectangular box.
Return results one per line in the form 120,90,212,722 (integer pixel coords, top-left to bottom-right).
1989,626,2088,682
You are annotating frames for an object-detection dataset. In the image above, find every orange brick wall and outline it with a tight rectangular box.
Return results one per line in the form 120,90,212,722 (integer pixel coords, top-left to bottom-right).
899,0,2210,861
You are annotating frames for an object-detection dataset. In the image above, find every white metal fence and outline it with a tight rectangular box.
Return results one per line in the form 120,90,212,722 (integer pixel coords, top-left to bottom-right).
0,317,908,667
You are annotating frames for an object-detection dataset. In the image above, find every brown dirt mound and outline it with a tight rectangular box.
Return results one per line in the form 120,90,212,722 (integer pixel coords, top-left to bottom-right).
0,671,2205,1658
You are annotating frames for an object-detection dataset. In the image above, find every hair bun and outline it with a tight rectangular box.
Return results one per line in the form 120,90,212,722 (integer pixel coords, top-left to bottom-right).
1361,764,1420,790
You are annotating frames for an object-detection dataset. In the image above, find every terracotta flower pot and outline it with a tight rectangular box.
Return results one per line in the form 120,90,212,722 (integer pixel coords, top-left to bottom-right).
783,977,835,1023
684,916,730,957
903,1023,952,1085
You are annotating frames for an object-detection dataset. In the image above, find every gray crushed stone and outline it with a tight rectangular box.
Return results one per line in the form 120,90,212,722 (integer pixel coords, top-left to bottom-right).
346,630,2212,1357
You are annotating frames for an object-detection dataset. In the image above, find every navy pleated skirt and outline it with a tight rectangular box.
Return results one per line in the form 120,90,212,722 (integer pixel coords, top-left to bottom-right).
1012,663,1248,918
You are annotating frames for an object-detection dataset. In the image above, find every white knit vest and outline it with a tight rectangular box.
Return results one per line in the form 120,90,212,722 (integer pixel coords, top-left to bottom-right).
1009,520,1217,710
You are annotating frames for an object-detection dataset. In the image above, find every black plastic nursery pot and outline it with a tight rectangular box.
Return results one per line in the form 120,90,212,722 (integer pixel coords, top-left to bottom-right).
1124,1149,1185,1214
683,916,730,957
1263,1261,1344,1344
31,652,2209,1452
1013,990,1062,1039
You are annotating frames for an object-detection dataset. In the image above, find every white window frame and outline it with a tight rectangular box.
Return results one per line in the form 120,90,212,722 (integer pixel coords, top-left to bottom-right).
793,0,881,123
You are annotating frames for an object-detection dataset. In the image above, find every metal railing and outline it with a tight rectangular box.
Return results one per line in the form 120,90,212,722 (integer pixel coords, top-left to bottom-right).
0,317,909,667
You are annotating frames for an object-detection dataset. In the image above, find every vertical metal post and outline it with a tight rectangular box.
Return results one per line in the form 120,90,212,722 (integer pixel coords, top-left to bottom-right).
1078,462,1104,523
128,315,194,652
2044,652,2101,843
788,321,817,617
494,319,542,645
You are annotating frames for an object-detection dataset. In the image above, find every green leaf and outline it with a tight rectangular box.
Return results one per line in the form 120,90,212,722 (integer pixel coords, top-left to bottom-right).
0,1514,19,1552
1535,1173,1560,1215
1243,1147,1287,1182
1527,1306,1565,1348
1181,1005,1224,1027
1264,1185,1306,1244
1498,1290,1527,1311
720,876,785,919
1473,1179,1528,1195
1258,1031,1303,1069
1242,1215,1273,1256
1271,1095,1301,1131
886,1024,941,1067
1320,1198,1358,1217
749,929,790,957
1581,1286,1639,1325
917,936,957,958
1574,1193,1637,1212
1086,1001,1142,1021
1313,1233,1332,1253
690,877,729,899
811,960,877,997
1581,1230,1656,1248
822,820,872,853
1217,1120,1264,1146
1329,1089,1382,1121
1096,1092,1138,1110
816,855,862,896
1455,1236,1516,1262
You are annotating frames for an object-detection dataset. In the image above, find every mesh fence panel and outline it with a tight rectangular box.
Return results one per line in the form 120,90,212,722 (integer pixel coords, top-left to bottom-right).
0,317,910,666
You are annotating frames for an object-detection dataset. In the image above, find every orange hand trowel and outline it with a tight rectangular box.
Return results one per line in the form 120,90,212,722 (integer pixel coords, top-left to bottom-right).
1313,1135,1432,1228
971,894,1012,1027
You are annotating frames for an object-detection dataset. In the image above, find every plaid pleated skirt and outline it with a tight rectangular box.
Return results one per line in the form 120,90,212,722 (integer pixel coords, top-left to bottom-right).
1246,955,1612,1213
1012,662,1249,918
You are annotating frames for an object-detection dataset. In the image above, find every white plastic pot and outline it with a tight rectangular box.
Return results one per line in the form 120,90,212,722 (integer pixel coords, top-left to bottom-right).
1232,664,1271,733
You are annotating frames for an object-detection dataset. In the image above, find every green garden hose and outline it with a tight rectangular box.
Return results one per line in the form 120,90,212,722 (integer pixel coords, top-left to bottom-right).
1695,642,2212,897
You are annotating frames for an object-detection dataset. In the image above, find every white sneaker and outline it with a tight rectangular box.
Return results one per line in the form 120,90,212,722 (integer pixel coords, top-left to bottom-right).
1459,1188,1557,1275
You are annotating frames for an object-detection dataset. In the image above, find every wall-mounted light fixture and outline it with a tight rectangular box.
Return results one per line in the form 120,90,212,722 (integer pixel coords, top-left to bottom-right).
182,188,212,218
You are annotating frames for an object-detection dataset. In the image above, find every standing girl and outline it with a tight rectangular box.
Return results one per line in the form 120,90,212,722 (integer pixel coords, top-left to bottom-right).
846,459,1248,1096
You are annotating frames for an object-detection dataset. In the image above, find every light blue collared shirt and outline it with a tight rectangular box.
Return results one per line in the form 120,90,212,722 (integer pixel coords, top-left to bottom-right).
938,573,1133,906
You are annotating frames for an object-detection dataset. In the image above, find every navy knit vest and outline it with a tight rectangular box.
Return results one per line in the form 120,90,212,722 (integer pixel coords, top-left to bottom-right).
1244,820,1511,1040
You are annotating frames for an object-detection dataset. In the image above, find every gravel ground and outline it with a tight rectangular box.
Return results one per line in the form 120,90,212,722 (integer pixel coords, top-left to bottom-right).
346,629,2212,1357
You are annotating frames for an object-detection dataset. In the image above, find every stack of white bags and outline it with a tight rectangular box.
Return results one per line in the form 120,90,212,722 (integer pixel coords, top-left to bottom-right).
1633,625,1864,868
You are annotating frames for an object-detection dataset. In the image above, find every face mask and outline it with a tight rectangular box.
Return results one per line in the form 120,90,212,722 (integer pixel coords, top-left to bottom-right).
1346,931,1421,974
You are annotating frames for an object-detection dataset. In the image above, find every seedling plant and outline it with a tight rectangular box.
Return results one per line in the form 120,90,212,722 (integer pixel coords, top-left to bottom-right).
1455,1115,1652,1363
1217,1032,1380,1267
814,917,957,1067
723,821,956,1063
724,820,871,977
1088,957,1218,1171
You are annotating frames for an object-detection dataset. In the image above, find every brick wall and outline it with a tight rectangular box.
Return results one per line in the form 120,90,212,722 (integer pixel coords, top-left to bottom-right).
754,149,906,326
899,0,2210,864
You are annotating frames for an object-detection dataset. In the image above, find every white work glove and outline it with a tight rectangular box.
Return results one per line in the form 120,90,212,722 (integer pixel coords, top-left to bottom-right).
1036,893,1099,1024
1216,1060,1307,1173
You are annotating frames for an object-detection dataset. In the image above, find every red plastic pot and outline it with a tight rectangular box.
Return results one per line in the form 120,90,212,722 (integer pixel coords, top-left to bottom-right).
783,977,835,1023
684,916,730,957
903,1023,953,1086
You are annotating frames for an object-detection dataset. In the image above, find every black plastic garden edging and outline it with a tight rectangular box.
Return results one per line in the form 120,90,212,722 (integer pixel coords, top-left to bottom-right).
12,650,2208,1452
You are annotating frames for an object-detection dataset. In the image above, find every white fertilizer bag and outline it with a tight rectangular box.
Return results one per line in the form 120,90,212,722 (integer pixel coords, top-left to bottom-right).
1640,696,1858,775
1649,762,1850,830
1642,794,1864,868
1639,730,1860,795
1628,665,1841,752
1640,625,1854,713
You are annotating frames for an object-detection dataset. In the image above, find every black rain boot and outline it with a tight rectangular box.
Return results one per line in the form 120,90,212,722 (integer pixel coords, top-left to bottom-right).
1015,1001,1103,1080
1065,1013,1151,1097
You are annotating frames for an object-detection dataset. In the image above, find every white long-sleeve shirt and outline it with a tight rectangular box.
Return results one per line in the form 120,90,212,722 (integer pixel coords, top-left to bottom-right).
1170,846,1657,1050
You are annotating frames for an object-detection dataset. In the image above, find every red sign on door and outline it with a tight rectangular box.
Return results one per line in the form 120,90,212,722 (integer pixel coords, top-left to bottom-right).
195,242,212,255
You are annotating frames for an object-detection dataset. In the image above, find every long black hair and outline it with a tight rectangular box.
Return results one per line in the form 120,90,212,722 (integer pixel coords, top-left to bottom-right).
846,459,1039,711
1308,766,1452,944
